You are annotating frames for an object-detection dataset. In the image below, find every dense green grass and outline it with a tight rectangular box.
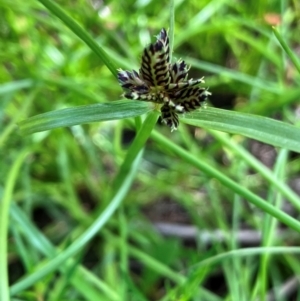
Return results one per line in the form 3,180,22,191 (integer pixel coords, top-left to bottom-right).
1,0,300,300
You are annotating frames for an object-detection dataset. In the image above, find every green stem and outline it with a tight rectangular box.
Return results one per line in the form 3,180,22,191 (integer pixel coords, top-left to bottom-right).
37,0,117,77
10,149,142,295
151,130,300,233
169,0,175,62
190,246,300,271
0,150,28,301
112,111,159,191
208,130,300,211
273,26,300,74
10,204,120,300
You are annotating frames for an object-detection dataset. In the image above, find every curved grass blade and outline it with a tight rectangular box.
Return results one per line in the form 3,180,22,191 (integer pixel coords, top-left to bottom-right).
180,246,300,299
181,107,300,153
273,26,300,74
0,150,29,301
209,131,300,211
174,0,228,47
190,247,300,271
186,58,281,93
18,100,152,135
151,130,300,233
0,80,34,95
10,205,121,301
10,149,143,296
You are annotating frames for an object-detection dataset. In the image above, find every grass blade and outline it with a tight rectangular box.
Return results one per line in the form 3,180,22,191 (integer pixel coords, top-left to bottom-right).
181,107,300,153
187,58,281,93
18,100,152,135
0,80,34,95
10,149,143,295
273,26,300,74
10,204,120,300
208,130,300,211
151,130,300,233
0,150,29,301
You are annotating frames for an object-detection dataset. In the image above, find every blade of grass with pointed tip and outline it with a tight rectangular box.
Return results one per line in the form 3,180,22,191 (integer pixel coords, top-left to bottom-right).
181,107,300,153
18,100,152,135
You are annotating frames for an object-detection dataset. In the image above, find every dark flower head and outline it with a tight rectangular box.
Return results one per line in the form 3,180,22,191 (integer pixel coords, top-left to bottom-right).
117,28,211,131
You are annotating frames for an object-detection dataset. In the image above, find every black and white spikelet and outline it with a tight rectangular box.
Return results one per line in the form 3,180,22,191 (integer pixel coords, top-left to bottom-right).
117,28,211,131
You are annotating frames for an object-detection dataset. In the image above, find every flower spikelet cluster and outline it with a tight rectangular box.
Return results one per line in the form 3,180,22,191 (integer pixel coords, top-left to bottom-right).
117,28,211,131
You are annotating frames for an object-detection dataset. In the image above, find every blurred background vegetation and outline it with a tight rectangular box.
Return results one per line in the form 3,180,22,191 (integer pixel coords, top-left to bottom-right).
1,0,300,300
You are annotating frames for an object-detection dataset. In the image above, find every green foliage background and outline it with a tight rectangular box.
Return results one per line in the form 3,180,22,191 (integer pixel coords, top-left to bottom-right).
1,0,300,300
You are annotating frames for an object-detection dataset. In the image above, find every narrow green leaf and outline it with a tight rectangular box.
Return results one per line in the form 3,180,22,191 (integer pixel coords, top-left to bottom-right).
186,58,281,93
18,101,152,135
231,30,281,68
175,0,228,46
169,0,175,62
10,204,120,300
273,26,300,74
0,80,34,95
10,150,143,295
0,150,29,301
181,107,300,153
209,131,300,211
191,247,300,271
151,130,300,233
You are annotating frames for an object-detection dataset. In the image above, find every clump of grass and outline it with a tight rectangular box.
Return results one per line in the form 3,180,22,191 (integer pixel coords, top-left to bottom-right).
1,0,300,300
